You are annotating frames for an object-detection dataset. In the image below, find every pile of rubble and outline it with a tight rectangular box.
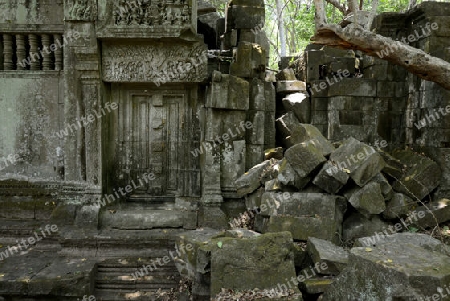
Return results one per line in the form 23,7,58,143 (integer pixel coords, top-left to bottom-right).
235,106,449,244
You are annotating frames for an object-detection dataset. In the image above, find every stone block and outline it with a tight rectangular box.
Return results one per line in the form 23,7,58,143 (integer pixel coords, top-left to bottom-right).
281,92,310,123
74,205,100,230
391,149,441,200
409,198,450,229
288,123,335,156
229,5,265,29
246,144,265,171
276,80,306,93
210,232,299,297
260,193,347,243
277,158,310,190
235,159,271,196
264,81,276,112
247,110,265,145
285,142,327,178
306,50,326,82
264,111,276,148
323,234,450,300
329,137,385,187
329,57,356,74
342,212,390,242
250,78,265,110
328,78,377,97
276,68,297,81
230,42,265,78
306,237,349,275
264,147,284,160
383,193,415,220
344,182,386,217
245,187,264,210
206,72,249,110
312,161,349,194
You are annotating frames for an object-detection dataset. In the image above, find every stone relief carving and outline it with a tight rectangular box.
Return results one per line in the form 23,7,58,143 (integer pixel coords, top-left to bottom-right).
102,44,207,83
113,0,190,26
69,0,92,20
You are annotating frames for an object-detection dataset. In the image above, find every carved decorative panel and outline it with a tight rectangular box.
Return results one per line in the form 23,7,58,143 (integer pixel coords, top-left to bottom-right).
113,0,190,26
66,0,96,21
102,43,208,83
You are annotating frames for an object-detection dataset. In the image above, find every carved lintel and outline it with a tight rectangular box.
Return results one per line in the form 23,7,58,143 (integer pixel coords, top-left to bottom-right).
102,43,208,83
113,0,191,27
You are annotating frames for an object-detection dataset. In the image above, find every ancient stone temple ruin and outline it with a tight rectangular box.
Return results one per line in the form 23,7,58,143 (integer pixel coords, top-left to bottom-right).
0,0,449,300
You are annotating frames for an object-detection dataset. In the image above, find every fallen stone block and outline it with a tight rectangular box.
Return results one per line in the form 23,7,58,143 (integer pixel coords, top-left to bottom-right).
260,193,347,243
370,173,393,200
285,142,327,178
277,158,310,190
211,231,300,297
288,124,334,156
235,159,272,196
306,237,349,275
383,192,415,220
409,198,450,229
276,68,297,81
245,187,264,211
379,150,406,179
281,92,310,123
391,149,441,201
344,182,386,217
277,80,306,93
329,137,385,187
353,233,450,256
322,234,450,300
312,161,349,194
265,147,284,160
343,212,391,242
276,111,301,140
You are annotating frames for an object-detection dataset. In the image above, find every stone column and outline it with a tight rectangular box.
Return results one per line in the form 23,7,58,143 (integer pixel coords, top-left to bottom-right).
16,34,26,70
28,34,40,70
3,34,14,70
41,34,52,70
54,34,63,71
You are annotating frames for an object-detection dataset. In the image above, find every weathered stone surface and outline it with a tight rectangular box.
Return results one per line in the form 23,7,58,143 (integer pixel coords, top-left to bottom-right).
276,80,307,93
245,187,264,210
284,143,327,178
235,160,271,196
289,124,334,156
312,161,349,194
345,182,386,217
276,68,297,81
354,233,450,256
298,277,334,295
206,71,250,110
276,111,301,140
74,205,99,230
329,137,385,187
378,150,406,179
409,198,450,228
230,42,265,78
322,235,450,301
260,193,347,243
343,212,391,242
211,232,299,297
306,237,349,275
391,149,442,201
383,193,415,220
277,158,310,190
282,92,310,124
370,173,393,200
265,147,284,160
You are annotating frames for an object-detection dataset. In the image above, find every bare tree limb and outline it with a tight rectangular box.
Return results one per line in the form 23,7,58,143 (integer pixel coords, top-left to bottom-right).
311,23,450,90
366,0,379,30
347,0,359,13
325,0,347,14
314,0,328,30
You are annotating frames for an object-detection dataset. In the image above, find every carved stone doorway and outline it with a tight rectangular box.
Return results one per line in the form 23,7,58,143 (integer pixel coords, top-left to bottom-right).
112,85,187,202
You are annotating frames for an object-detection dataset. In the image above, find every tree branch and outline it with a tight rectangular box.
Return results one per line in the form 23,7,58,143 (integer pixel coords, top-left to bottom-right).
312,23,450,90
325,0,347,15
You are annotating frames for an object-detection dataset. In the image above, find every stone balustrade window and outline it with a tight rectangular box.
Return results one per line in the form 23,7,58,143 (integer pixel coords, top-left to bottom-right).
0,33,64,71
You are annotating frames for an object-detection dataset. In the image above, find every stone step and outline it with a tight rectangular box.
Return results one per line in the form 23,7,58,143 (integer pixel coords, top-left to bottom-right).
95,258,181,301
99,208,197,230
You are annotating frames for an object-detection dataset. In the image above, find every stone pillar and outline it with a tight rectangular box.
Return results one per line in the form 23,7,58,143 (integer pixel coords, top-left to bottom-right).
41,34,52,70
3,34,13,70
28,34,40,70
16,34,26,70
54,34,63,71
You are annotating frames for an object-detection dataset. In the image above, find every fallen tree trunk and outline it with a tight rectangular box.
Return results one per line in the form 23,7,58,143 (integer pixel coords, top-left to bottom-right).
311,23,450,90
